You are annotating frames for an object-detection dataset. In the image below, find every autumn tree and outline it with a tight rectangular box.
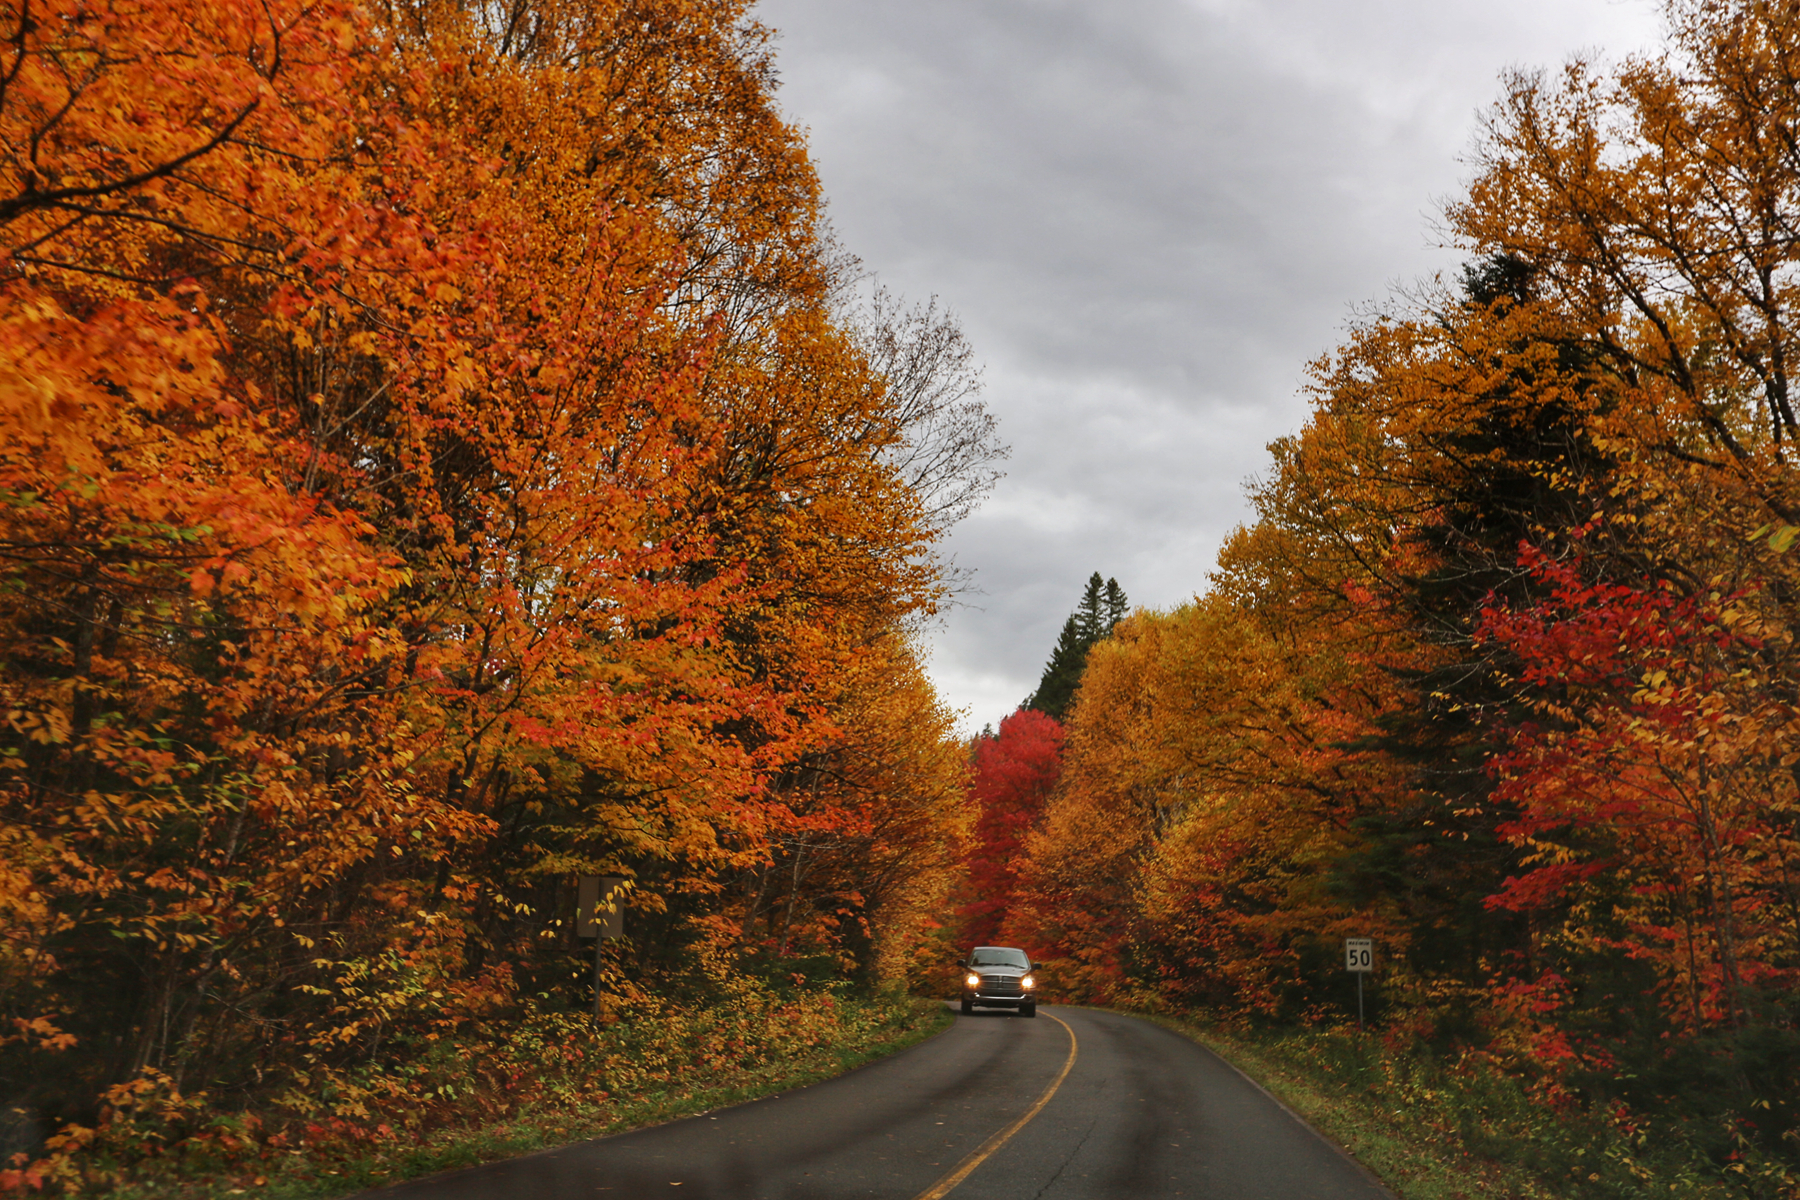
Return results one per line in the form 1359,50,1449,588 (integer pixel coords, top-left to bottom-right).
851,286,1007,535
956,708,1065,951
994,2,1800,1178
1025,0,1800,1079
1478,544,1800,1023
721,631,972,986
1455,0,1800,513
1233,255,1645,1028
1432,0,1800,1057
1007,581,1414,1011
0,0,994,1159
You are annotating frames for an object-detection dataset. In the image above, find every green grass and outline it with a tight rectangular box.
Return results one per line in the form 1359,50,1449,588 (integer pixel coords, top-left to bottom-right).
105,997,953,1200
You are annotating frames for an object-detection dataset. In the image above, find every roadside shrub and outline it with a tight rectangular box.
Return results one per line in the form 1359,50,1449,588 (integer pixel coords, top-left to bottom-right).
1,978,933,1196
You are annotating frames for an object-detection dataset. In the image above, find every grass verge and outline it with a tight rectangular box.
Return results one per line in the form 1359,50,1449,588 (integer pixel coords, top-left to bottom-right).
89,994,953,1200
1131,1013,1765,1200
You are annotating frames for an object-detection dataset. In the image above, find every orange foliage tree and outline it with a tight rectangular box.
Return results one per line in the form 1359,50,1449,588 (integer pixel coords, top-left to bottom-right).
1008,586,1413,1011
1002,11,1800,1166
0,0,994,1161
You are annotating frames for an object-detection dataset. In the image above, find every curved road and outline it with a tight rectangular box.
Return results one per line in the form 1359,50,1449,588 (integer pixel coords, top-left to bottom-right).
375,1006,1392,1199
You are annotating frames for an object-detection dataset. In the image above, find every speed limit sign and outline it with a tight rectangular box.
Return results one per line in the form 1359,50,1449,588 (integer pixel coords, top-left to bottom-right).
1345,938,1373,972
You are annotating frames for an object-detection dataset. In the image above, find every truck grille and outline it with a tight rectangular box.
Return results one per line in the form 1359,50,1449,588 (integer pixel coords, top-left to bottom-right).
979,974,1020,994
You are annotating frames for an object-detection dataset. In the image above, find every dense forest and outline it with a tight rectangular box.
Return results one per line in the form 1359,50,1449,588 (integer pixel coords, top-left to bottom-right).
20,0,1800,1192
962,0,1800,1183
0,0,1001,1183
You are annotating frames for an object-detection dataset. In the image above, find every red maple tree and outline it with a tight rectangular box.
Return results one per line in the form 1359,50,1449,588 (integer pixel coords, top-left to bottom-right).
958,708,1065,949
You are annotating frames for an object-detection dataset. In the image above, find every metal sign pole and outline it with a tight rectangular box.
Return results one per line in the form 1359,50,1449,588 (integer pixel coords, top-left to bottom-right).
578,875,625,1022
601,928,615,1021
1357,970,1364,1033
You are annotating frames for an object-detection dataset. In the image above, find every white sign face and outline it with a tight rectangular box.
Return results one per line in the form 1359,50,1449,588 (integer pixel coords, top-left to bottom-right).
1345,938,1373,972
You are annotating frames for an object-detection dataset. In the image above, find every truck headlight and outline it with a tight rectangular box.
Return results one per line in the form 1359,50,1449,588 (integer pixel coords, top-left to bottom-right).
965,973,980,988
1021,974,1035,989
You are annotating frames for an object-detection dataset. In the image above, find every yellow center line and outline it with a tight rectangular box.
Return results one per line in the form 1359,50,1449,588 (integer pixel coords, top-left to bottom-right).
911,1011,1079,1200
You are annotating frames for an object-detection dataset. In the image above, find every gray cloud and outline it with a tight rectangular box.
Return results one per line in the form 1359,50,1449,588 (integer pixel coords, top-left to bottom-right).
753,0,1664,730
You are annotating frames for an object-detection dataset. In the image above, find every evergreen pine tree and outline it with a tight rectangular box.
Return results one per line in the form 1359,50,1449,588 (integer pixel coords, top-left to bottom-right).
1074,572,1105,643
1025,573,1129,720
1103,577,1128,630
1026,616,1087,720
1328,254,1622,1001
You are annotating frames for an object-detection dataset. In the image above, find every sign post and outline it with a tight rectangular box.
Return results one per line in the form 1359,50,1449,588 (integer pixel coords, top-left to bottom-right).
1344,938,1373,1032
578,875,626,1020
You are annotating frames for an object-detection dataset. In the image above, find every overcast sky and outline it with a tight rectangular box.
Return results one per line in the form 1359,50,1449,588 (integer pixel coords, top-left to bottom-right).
751,0,1666,735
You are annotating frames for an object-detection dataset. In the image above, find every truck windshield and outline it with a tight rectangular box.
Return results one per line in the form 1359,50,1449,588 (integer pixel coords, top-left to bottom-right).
970,948,1029,968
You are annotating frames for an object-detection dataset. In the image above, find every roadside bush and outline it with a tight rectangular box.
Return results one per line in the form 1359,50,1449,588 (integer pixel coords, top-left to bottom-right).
1,978,937,1197
1191,1021,1800,1200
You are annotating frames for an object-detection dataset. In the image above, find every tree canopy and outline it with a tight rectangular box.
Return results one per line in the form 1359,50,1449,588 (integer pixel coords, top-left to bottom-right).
0,0,993,1174
989,1,1800,1180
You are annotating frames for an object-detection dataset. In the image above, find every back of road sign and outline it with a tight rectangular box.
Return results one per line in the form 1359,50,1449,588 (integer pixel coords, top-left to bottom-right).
578,875,625,939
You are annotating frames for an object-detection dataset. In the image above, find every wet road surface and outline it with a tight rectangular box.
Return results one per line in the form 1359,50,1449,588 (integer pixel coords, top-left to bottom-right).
371,1005,1393,1199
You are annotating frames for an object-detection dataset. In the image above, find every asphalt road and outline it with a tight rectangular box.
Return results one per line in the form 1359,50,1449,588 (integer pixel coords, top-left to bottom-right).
373,1006,1393,1200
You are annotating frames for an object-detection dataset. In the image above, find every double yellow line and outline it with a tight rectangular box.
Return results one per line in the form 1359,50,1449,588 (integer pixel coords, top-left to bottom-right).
912,1012,1079,1200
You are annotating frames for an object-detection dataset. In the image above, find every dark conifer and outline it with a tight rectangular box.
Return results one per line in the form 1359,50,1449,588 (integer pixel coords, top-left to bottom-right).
1330,253,1623,1000
1026,616,1087,719
1103,577,1128,630
1026,573,1128,720
1074,572,1106,643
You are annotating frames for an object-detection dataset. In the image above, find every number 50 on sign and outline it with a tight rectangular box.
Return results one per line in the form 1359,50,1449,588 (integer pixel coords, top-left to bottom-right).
1345,938,1373,972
